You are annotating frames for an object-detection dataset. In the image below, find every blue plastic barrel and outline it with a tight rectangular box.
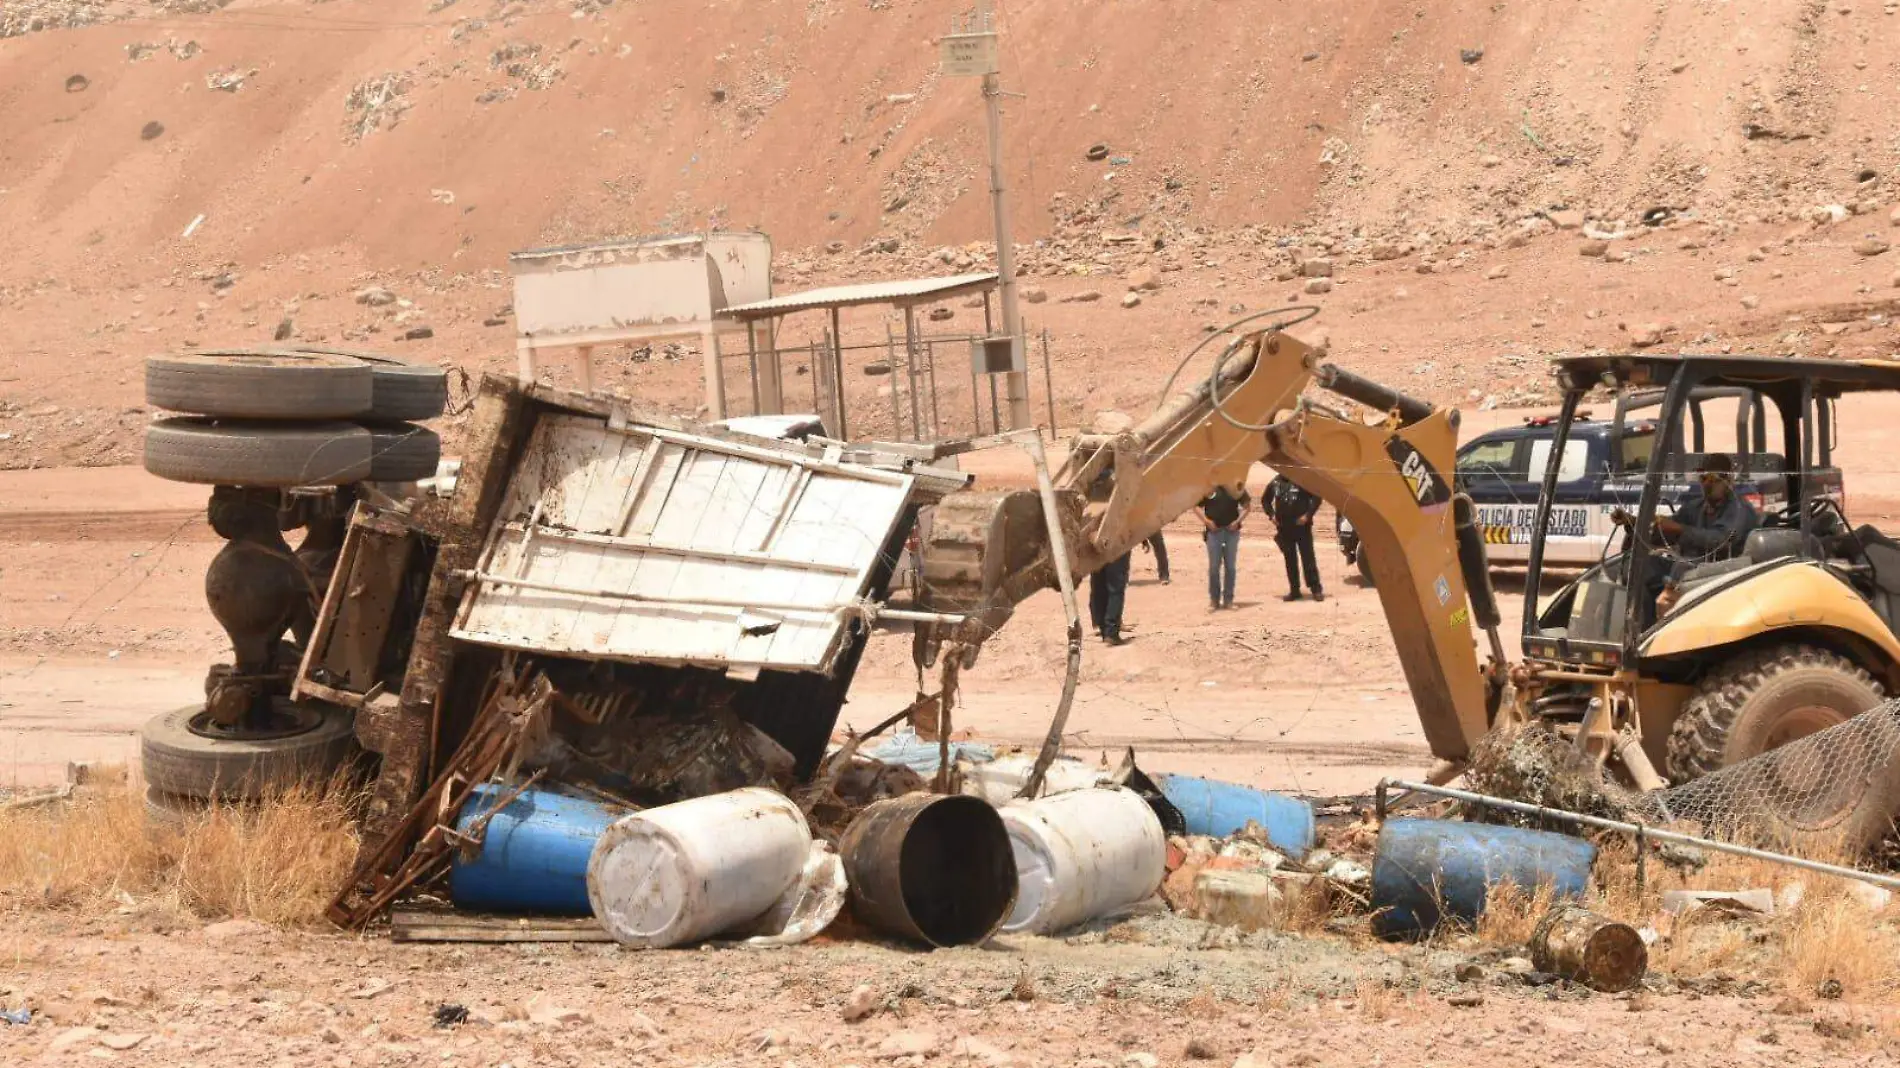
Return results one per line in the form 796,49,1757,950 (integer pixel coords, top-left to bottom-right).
1152,773,1316,855
449,785,622,915
1370,818,1597,939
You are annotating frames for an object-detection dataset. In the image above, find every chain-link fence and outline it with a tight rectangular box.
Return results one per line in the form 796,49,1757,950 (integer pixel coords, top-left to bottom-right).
1466,702,1900,858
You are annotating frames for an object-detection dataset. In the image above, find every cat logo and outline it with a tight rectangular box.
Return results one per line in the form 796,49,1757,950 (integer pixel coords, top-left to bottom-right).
1385,438,1452,509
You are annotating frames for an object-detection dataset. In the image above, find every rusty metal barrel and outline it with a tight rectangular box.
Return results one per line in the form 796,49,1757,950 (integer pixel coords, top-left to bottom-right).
838,793,1017,947
1530,904,1648,992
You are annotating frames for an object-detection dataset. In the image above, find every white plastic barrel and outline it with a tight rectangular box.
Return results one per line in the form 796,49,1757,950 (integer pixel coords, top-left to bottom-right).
960,754,1103,804
998,786,1166,935
586,787,811,949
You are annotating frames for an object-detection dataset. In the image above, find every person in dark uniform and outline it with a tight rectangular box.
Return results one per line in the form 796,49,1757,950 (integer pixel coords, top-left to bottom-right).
1198,480,1251,610
1268,474,1325,602
1138,531,1170,584
1089,552,1132,646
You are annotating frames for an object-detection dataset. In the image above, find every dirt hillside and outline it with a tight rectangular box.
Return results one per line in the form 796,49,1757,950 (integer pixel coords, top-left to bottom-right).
2,0,1897,468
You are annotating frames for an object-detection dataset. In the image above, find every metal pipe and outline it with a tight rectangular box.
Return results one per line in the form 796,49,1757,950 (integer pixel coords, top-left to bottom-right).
459,569,967,625
602,422,912,485
809,341,821,418
1017,432,1084,800
973,0,1030,431
492,521,859,573
1614,731,1668,793
1041,327,1057,435
829,309,848,439
746,322,761,416
970,359,984,436
1377,778,1900,893
926,340,941,439
889,323,911,441
1315,364,1435,425
903,308,922,440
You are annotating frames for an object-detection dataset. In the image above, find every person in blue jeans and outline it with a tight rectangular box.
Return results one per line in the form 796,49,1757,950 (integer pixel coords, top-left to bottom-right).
1198,480,1251,610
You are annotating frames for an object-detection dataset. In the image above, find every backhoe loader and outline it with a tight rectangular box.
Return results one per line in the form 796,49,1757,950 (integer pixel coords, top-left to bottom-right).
913,325,1900,850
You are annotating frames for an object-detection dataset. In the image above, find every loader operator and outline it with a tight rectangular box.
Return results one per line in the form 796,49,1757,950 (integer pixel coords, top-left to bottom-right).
1612,454,1757,623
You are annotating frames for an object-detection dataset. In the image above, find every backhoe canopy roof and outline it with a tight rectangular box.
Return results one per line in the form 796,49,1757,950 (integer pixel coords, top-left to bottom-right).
1555,354,1900,397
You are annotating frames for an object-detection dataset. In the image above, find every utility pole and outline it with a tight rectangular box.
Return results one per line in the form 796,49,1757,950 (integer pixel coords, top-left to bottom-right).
943,2,1032,431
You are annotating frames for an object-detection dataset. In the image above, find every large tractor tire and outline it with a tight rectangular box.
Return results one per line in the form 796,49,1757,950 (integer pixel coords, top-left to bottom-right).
146,351,373,419
144,418,373,486
141,700,358,801
1667,644,1896,850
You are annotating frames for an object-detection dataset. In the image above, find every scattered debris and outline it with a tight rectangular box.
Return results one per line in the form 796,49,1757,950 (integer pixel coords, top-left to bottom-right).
205,66,254,92
1531,905,1648,992
65,73,88,92
433,1003,469,1028
1661,889,1775,919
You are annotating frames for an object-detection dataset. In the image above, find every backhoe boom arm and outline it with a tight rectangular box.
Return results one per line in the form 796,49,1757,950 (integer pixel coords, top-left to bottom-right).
916,330,1498,763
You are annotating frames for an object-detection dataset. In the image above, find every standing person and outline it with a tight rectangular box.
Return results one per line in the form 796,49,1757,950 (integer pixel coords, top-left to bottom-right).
1138,531,1170,584
1268,474,1325,602
1088,552,1132,646
1198,480,1251,610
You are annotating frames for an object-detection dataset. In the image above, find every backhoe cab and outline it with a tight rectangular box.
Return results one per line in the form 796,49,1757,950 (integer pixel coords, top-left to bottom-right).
1518,354,1900,845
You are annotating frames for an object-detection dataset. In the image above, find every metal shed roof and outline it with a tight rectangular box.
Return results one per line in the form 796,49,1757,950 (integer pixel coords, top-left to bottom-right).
720,273,1000,322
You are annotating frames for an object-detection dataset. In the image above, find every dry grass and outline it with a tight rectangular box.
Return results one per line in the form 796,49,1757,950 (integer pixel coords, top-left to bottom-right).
0,779,361,925
1469,830,1900,1004
1350,978,1424,1022
1474,879,1557,946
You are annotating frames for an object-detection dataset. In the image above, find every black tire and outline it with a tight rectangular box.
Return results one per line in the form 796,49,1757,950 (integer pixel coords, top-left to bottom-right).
1667,644,1894,849
295,348,448,422
144,785,210,833
363,422,442,482
146,351,372,419
140,700,358,801
144,418,373,486
1355,551,1375,587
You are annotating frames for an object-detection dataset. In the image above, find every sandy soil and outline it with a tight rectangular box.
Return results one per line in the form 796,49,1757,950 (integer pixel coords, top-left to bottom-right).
2,907,1893,1068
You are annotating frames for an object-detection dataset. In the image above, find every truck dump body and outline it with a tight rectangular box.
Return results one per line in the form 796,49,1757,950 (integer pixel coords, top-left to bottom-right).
452,412,922,677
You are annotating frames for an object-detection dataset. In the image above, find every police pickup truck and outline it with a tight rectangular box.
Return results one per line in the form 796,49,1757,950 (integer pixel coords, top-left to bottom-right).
1338,386,1845,581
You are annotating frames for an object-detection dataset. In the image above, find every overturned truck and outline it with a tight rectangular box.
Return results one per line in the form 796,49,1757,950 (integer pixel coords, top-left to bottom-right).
139,352,970,887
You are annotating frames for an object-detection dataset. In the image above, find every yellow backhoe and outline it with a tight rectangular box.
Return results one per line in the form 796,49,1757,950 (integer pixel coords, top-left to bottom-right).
913,323,1900,850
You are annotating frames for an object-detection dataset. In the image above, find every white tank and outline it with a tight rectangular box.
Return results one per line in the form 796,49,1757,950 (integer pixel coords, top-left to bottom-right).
960,754,1103,805
587,788,811,948
998,786,1167,935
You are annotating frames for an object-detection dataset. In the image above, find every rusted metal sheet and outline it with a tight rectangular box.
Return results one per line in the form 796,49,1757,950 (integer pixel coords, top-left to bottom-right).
1530,904,1648,992
451,413,916,676
356,375,531,847
837,793,1017,948
297,513,415,696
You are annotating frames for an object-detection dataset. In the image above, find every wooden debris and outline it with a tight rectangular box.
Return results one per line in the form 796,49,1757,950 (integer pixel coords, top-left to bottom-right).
325,665,554,929
390,907,613,944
